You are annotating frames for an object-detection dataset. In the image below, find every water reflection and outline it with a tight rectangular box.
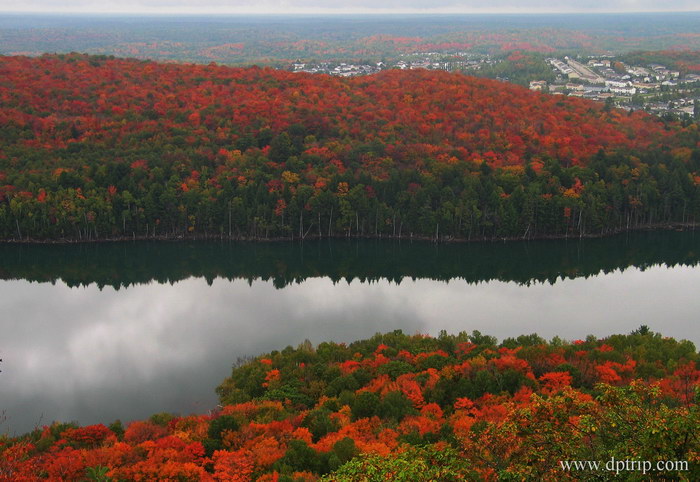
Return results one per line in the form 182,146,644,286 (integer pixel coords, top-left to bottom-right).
1,232,699,435
0,231,698,289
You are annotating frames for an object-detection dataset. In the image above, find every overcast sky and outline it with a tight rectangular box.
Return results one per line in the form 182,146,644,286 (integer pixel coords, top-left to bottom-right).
1,0,699,14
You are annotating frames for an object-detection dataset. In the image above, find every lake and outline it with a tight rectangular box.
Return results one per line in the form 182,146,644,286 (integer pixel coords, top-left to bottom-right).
1,231,699,435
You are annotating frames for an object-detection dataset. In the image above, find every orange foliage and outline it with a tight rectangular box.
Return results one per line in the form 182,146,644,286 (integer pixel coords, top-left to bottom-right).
5,330,699,480
539,371,573,394
123,421,169,444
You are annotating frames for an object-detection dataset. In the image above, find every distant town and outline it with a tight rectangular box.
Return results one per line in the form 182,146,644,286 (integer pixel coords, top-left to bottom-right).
291,52,497,77
290,53,699,120
539,56,699,118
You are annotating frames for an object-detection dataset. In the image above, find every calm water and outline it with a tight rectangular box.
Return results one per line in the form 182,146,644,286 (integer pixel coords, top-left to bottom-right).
1,232,699,435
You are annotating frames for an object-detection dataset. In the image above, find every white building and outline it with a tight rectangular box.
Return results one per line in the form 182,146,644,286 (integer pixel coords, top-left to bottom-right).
605,80,630,89
609,86,637,95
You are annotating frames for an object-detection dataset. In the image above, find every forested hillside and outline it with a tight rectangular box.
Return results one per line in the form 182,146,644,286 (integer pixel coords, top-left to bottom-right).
2,328,698,479
1,54,700,241
3,14,700,63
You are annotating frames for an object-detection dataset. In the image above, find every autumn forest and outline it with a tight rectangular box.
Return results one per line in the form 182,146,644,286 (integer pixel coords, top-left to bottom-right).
2,329,699,480
1,53,700,242
2,16,700,480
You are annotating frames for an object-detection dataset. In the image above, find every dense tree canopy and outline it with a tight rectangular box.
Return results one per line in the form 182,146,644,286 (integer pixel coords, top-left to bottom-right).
1,53,700,242
2,328,698,480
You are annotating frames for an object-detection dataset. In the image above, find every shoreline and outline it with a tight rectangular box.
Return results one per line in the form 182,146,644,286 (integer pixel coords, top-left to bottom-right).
1,221,697,245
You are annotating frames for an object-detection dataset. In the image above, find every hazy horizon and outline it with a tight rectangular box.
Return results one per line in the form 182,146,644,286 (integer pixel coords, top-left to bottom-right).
3,10,700,15
1,1,699,15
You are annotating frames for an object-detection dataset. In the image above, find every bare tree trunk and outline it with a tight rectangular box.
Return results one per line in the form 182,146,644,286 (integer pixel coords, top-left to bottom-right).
304,223,313,239
375,207,379,236
578,210,583,237
328,206,333,237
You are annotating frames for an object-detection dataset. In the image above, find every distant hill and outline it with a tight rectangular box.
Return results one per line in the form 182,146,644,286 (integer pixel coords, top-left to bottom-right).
2,13,700,63
0,54,699,241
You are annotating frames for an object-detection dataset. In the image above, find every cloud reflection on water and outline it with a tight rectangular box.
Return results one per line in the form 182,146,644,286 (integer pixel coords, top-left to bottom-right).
1,265,698,435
